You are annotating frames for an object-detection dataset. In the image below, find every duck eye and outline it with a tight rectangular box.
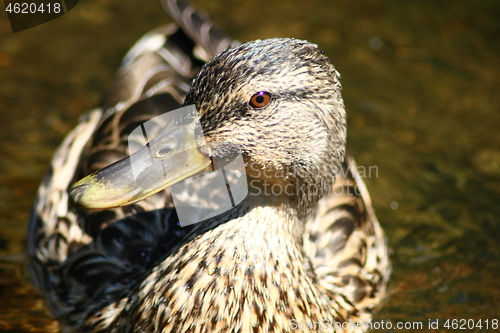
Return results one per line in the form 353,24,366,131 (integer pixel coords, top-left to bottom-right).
249,91,271,109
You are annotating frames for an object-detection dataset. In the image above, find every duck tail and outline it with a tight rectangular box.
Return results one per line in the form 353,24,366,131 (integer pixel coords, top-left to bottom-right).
161,0,239,62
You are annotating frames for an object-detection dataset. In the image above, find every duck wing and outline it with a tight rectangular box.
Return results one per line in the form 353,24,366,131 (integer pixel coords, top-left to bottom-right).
303,155,391,322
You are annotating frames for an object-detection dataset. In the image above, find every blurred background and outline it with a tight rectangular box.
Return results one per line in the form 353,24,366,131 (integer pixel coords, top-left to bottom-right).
1,0,499,331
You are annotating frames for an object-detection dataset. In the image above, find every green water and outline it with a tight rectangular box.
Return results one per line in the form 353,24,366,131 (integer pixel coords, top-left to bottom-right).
1,0,499,331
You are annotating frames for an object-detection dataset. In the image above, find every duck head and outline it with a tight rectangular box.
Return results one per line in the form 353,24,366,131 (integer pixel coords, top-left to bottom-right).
70,38,346,217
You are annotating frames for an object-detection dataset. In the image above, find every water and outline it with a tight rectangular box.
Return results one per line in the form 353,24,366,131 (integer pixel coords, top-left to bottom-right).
1,0,499,331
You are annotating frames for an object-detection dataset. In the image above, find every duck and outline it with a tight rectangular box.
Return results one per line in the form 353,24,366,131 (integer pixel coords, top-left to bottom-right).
27,0,390,332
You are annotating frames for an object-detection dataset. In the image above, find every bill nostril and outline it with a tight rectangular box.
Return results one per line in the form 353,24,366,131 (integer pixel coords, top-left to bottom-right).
156,147,173,158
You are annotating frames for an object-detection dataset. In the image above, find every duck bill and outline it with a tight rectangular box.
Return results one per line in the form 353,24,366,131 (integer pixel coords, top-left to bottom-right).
70,106,212,209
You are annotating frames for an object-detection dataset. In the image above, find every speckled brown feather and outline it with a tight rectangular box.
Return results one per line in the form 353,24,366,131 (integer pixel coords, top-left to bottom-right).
27,0,390,332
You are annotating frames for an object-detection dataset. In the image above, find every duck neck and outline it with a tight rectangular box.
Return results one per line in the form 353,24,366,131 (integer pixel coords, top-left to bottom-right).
191,193,307,260
117,194,335,331
244,162,331,220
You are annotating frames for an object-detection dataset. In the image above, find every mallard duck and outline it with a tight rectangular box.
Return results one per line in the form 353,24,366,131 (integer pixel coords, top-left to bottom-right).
27,0,390,332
